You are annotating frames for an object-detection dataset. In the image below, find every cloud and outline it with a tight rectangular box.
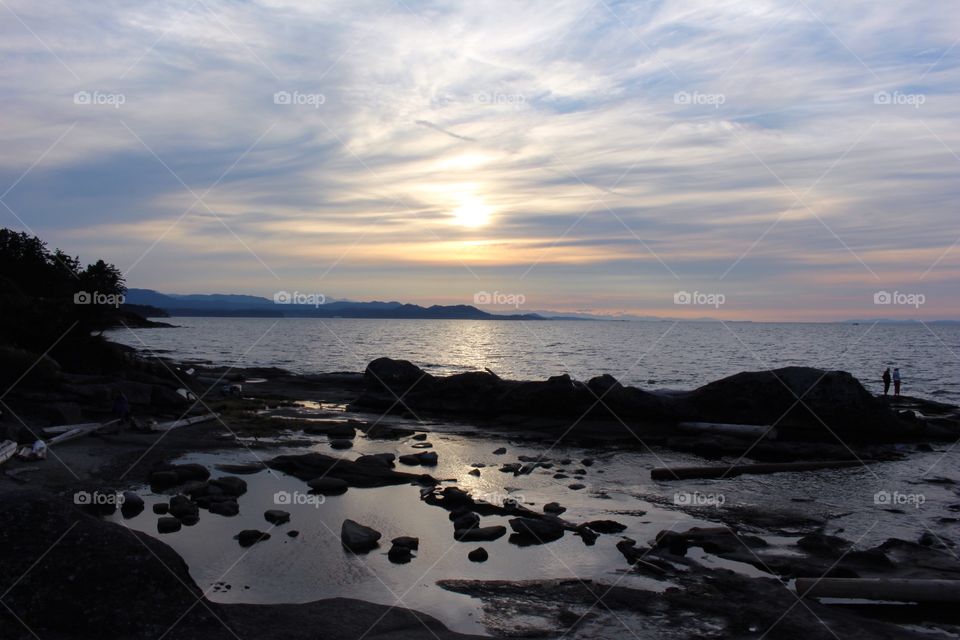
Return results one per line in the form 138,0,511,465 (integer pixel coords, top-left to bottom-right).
0,0,958,319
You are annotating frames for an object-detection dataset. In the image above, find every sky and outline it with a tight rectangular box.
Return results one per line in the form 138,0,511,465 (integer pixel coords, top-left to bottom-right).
1,0,959,321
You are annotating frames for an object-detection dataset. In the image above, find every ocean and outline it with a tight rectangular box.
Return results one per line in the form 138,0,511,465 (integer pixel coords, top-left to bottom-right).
109,317,960,403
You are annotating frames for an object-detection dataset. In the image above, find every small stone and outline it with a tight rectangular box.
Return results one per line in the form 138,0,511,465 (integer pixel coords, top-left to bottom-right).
468,469,481,477
492,447,507,455
468,547,488,562
264,509,290,525
236,529,271,547
568,483,586,490
157,516,181,534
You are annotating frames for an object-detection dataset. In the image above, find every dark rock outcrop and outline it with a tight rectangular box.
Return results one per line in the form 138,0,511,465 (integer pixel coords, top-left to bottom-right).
268,452,436,488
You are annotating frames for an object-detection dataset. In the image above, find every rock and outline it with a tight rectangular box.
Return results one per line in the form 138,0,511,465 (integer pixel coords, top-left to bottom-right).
388,544,414,563
341,519,382,553
410,442,433,449
797,533,851,556
269,452,435,488
568,483,586,490
391,536,420,550
330,439,353,450
169,495,199,521
455,525,507,541
152,503,169,515
209,476,247,497
215,462,267,475
307,477,350,495
582,520,627,534
287,530,300,537
157,516,182,534
364,357,435,393
398,451,438,466
355,453,395,467
499,463,522,474
236,530,271,547
468,547,488,562
575,525,599,545
468,468,481,477
553,473,569,480
120,492,145,518
543,502,566,515
412,433,428,441
493,447,507,455
509,517,564,544
209,500,240,517
150,463,210,489
264,509,290,525
581,458,594,467
453,512,480,531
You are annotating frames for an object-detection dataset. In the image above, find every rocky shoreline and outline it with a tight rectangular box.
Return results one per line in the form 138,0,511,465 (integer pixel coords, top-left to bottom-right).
2,351,960,639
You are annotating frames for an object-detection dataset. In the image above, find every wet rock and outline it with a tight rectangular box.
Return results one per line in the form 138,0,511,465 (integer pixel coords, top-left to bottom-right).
209,476,247,497
468,547,488,562
287,530,299,537
264,509,290,525
412,433,428,441
269,452,436,487
797,533,851,556
468,468,481,477
169,495,199,521
499,463,522,474
150,463,210,489
341,519,382,552
582,519,627,534
543,502,566,515
391,536,420,550
398,451,438,466
157,516,181,534
568,483,585,490
152,503,169,515
330,439,354,450
410,442,433,449
236,530,271,547
355,453,396,467
120,492,144,519
215,462,267,475
493,447,507,455
364,357,435,393
209,500,240,517
575,525,598,545
455,525,507,542
553,473,569,480
509,517,564,544
307,477,349,495
453,512,480,531
388,544,414,563
581,458,594,467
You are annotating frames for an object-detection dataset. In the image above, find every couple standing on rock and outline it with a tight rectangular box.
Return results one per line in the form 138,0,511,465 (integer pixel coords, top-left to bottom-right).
882,367,902,397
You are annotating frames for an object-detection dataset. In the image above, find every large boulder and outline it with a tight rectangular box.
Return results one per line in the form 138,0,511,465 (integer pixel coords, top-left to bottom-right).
364,358,435,393
341,519,381,553
269,452,436,488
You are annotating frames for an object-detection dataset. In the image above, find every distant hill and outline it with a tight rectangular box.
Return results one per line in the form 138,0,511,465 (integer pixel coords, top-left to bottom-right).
125,289,542,320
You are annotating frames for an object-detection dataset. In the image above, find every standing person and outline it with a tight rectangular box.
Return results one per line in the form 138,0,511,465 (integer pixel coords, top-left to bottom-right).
112,390,131,427
892,367,902,397
882,368,891,396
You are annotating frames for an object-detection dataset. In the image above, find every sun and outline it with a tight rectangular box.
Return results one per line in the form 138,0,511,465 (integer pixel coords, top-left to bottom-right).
451,198,492,228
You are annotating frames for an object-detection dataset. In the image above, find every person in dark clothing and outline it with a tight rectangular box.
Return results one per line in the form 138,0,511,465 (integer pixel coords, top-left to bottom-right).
111,390,131,426
882,368,891,396
893,367,902,397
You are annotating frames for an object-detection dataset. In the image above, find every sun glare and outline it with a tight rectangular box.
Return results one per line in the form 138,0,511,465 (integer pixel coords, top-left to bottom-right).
451,198,492,228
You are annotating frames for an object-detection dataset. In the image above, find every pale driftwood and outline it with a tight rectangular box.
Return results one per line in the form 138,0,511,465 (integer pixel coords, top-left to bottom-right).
797,578,960,603
0,440,17,467
151,413,218,432
677,421,776,440
46,419,120,446
44,422,102,435
651,459,865,481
